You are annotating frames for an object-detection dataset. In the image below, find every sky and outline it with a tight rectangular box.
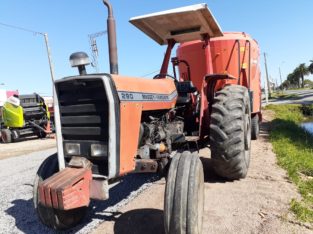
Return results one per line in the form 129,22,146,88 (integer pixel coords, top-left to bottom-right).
0,0,313,95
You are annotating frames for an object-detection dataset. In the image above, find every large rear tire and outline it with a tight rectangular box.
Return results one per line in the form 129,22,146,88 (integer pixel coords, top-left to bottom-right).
251,114,260,140
1,129,12,143
33,154,87,230
164,151,204,234
210,85,251,180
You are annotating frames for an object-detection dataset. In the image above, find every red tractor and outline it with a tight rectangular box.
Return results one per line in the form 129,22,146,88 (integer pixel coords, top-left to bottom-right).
173,32,261,178
33,2,261,234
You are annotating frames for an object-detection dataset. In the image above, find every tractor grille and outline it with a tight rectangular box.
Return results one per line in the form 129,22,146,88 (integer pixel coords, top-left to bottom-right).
56,78,108,142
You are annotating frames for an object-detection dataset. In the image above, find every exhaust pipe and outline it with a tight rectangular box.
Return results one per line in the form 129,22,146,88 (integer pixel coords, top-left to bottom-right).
103,0,119,74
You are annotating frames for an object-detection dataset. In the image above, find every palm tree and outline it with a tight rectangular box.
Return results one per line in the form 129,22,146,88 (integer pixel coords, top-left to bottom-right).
280,79,290,89
292,68,301,88
287,72,299,88
296,63,310,88
309,60,313,74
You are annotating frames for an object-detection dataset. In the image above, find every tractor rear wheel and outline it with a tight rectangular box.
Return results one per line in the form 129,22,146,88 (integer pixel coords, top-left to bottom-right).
251,114,260,140
1,129,12,143
33,154,87,230
164,151,204,234
210,85,251,180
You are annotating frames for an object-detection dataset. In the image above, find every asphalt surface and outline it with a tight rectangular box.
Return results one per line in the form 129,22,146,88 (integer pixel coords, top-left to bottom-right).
264,89,313,105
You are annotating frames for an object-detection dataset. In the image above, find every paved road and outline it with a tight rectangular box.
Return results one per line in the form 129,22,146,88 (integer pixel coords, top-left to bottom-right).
263,89,313,105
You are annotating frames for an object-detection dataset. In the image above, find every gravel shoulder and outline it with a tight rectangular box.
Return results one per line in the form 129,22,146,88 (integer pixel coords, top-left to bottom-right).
92,110,313,234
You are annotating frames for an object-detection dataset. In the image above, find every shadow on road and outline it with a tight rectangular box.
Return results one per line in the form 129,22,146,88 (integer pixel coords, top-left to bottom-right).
259,119,271,140
5,199,54,234
0,135,45,144
114,209,164,234
200,157,227,184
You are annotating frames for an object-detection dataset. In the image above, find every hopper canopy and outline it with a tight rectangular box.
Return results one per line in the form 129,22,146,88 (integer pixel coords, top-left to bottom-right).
129,3,223,45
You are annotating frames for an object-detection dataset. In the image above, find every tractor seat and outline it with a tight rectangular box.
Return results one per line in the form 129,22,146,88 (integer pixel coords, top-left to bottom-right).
176,81,197,104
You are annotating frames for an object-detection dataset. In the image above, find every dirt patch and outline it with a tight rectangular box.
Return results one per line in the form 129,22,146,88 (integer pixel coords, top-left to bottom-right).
0,136,56,160
92,110,312,234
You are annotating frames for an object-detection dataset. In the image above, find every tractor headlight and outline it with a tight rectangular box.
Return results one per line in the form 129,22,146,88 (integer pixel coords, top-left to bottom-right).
65,143,81,155
91,144,107,157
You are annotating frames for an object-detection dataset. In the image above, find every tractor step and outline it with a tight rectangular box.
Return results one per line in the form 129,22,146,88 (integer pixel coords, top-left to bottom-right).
38,167,92,210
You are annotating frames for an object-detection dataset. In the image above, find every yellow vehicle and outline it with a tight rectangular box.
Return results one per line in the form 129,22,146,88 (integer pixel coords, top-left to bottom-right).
0,93,50,143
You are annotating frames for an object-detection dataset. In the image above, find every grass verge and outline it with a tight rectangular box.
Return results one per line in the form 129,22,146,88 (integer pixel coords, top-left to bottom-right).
265,104,313,222
269,92,299,100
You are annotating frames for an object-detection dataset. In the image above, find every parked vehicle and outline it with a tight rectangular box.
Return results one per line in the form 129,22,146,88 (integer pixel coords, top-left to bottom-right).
0,93,50,143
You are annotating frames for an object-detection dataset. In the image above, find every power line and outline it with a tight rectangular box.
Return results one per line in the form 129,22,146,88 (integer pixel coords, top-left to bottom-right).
141,69,160,77
0,22,44,35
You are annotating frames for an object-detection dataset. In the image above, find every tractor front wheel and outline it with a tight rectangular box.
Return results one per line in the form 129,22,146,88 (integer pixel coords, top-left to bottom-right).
164,151,204,234
210,85,251,180
1,129,12,143
33,154,87,230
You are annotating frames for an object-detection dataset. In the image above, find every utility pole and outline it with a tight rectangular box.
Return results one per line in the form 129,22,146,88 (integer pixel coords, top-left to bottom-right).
88,31,107,73
264,81,268,104
279,67,282,86
279,66,284,92
43,33,56,83
42,33,64,169
263,52,271,98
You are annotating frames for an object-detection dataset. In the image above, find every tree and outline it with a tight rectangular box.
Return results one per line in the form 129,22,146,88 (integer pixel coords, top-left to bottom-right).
287,72,299,88
296,63,310,88
292,68,301,88
309,60,313,74
283,62,312,90
304,79,313,88
280,79,290,89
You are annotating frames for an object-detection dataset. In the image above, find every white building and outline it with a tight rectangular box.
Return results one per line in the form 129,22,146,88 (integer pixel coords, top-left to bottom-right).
0,89,7,107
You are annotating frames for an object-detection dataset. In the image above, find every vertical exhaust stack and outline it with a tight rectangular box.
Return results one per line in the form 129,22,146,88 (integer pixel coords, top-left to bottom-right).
103,0,119,74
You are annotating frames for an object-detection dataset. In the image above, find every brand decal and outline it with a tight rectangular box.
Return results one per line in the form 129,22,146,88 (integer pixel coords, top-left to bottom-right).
118,91,177,102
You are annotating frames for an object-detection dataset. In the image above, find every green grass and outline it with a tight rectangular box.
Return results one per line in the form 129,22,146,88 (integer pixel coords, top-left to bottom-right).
269,92,299,100
301,104,313,116
265,104,313,222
